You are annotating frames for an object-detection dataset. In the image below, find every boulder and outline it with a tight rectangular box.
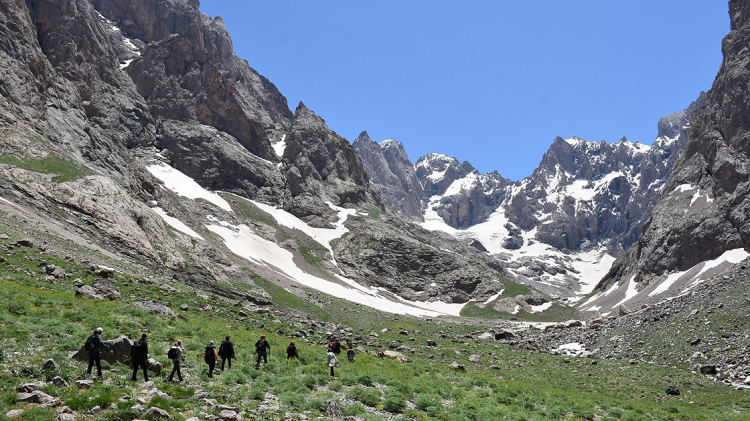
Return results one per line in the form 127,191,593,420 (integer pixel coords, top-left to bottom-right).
426,340,437,347
17,391,60,407
179,304,189,311
218,410,239,421
17,383,43,393
131,301,178,319
494,329,516,340
382,350,407,361
75,380,93,389
70,335,133,365
5,410,23,418
324,399,343,419
94,268,114,278
42,359,59,372
75,285,103,301
468,354,481,362
16,239,34,248
700,365,718,375
618,305,632,317
91,279,121,300
448,362,466,372
51,377,69,388
665,385,680,396
565,320,583,328
147,358,163,374
144,407,170,419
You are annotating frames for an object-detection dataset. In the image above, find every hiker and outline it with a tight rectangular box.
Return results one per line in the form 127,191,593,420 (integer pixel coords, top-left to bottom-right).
131,334,149,382
255,334,270,368
167,340,184,382
219,336,235,370
378,350,385,359
332,339,342,355
347,348,355,363
86,327,104,378
286,341,299,359
204,340,218,377
327,347,339,377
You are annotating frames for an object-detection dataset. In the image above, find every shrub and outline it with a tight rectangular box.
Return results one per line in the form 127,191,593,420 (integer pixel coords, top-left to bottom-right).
306,398,327,412
328,381,343,391
347,386,381,407
342,403,367,416
357,374,373,387
382,393,406,413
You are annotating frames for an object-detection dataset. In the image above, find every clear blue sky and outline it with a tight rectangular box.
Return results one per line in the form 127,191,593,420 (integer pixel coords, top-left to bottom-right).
200,1,728,181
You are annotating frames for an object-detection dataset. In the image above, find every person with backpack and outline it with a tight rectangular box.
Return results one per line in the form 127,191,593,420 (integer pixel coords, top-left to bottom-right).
332,339,342,355
327,347,339,377
131,334,149,382
254,334,270,368
167,340,184,382
286,341,299,359
204,340,218,377
218,336,235,371
347,347,356,363
85,327,104,378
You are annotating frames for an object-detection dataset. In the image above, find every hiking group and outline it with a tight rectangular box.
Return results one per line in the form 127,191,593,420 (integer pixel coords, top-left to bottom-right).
83,329,358,381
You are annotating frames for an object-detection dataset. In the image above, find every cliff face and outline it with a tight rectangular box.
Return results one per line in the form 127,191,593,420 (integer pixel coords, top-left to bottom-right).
599,0,750,291
0,0,507,313
353,132,424,222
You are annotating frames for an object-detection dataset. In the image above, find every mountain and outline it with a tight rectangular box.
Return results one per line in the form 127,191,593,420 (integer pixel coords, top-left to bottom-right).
580,0,750,314
0,0,511,316
358,94,704,303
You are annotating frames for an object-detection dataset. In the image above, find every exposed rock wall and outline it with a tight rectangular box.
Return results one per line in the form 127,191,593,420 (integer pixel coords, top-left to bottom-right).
353,132,424,222
602,0,750,288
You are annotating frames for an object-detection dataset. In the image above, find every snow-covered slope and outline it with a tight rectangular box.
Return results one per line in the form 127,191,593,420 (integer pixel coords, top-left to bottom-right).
358,94,705,304
146,162,465,317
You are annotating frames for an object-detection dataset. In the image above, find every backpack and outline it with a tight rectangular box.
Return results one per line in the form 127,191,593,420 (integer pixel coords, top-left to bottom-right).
131,340,146,359
167,347,178,360
255,339,267,353
84,334,97,351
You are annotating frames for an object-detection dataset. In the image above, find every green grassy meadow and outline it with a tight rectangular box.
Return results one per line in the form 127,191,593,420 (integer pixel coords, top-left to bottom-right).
0,242,748,421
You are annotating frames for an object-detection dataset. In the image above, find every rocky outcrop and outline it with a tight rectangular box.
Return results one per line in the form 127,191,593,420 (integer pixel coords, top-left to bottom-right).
599,0,750,290
333,213,506,304
353,132,424,222
282,103,382,227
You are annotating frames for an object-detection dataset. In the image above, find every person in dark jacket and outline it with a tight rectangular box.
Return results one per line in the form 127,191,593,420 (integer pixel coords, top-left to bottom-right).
286,341,299,359
255,334,270,368
167,340,184,382
218,336,235,370
204,340,218,377
131,334,149,382
87,327,104,378
332,339,342,355
347,348,356,362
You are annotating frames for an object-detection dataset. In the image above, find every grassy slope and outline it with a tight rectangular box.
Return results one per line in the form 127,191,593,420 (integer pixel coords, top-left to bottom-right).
0,242,748,421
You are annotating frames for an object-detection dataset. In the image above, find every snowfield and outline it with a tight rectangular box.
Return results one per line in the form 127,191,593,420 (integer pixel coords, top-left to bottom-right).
146,163,465,316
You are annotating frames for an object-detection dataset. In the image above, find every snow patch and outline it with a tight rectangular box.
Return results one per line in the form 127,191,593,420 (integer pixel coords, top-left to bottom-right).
146,164,233,212
273,134,287,158
151,207,204,240
530,302,553,313
205,221,462,316
482,290,505,305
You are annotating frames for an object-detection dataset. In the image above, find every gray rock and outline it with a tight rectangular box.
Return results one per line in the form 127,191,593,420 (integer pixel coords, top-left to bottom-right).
665,385,680,396
51,377,69,388
426,340,437,346
324,399,343,419
131,301,178,319
70,335,133,365
448,362,466,372
75,285,103,301
42,359,59,372
6,410,23,418
91,279,121,300
468,354,481,362
17,391,60,407
218,410,238,421
75,380,93,389
144,407,171,419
